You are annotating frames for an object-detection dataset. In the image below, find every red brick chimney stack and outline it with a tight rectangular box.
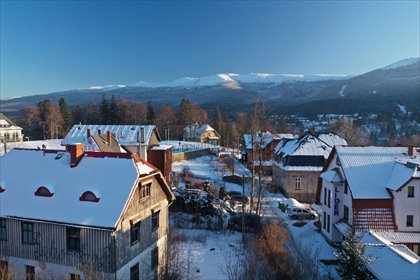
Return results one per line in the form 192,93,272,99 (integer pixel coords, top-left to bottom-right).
408,146,414,157
107,131,112,145
68,143,84,167
87,128,92,138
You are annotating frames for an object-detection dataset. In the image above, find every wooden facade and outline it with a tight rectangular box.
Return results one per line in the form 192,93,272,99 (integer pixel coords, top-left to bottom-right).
0,172,172,279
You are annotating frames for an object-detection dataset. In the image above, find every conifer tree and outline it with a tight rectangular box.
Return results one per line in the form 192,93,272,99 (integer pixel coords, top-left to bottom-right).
109,94,119,124
335,229,373,280
58,97,72,133
99,94,109,124
147,101,155,124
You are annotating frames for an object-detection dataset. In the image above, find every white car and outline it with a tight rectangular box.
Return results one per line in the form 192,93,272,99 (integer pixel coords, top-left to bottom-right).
287,207,317,220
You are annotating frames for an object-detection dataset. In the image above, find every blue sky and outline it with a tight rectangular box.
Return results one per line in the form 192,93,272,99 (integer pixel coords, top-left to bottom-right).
1,1,419,98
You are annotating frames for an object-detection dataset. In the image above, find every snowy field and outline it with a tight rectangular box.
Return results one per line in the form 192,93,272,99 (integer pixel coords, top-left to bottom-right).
172,228,243,280
0,139,63,156
172,155,251,194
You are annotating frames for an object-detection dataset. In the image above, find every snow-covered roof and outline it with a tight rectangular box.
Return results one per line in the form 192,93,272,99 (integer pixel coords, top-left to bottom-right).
183,124,219,139
320,169,343,183
275,132,347,159
243,132,293,150
363,231,420,280
62,124,159,147
0,149,157,228
335,146,419,199
372,231,420,244
273,161,323,172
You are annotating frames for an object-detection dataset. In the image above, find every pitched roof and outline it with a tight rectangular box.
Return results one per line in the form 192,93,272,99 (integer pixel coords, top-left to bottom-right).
183,124,219,139
333,146,419,198
0,112,22,129
275,132,347,158
243,132,293,149
91,133,126,153
0,149,158,228
62,124,160,147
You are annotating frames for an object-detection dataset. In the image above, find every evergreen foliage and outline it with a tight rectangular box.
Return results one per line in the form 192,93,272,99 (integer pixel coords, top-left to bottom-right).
335,229,373,280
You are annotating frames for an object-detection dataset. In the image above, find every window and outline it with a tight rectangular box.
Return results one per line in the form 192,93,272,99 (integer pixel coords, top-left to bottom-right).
327,214,331,233
22,222,34,244
130,263,139,280
344,182,348,195
0,218,6,240
70,273,81,280
35,186,54,197
79,191,100,202
408,186,415,198
130,221,141,245
328,190,331,208
407,215,414,227
152,211,160,231
323,214,326,229
294,177,301,190
66,227,80,251
26,265,35,280
151,247,158,270
139,182,151,199
0,261,8,280
323,188,327,205
343,206,349,223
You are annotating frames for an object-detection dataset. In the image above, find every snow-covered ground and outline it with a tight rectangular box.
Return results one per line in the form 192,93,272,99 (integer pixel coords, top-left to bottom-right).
172,154,339,279
0,139,63,156
172,155,251,194
173,228,243,280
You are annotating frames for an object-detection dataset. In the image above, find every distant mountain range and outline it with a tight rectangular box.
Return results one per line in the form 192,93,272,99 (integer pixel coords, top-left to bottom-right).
1,57,419,116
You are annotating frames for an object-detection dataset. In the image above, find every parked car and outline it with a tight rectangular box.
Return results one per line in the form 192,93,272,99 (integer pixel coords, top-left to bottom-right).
287,207,317,220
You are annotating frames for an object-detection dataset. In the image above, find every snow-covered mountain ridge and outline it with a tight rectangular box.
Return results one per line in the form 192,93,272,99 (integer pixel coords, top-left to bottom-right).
133,72,351,89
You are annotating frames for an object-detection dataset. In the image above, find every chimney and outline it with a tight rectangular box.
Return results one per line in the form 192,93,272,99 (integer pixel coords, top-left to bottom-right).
408,146,414,157
107,131,112,145
298,128,304,137
98,129,102,135
138,127,147,161
141,127,145,144
87,128,92,138
68,143,84,167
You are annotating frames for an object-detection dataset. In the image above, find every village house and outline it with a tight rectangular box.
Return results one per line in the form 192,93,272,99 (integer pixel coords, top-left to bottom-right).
0,145,175,280
0,113,24,144
242,132,293,175
272,132,347,203
183,124,220,145
62,125,172,184
317,146,420,256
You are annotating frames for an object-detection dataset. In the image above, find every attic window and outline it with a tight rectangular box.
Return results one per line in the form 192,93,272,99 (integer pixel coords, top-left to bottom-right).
0,186,5,193
79,191,100,203
35,186,54,197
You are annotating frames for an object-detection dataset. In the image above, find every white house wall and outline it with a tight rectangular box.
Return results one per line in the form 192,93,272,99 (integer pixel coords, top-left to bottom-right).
392,179,420,232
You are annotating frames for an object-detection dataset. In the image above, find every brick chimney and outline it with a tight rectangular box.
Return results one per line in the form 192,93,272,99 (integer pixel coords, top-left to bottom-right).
408,145,414,157
98,129,102,135
107,131,112,145
68,143,84,167
87,128,92,138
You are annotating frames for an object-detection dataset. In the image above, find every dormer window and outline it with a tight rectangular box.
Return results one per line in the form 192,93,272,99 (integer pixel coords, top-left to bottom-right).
79,191,100,202
35,186,54,197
